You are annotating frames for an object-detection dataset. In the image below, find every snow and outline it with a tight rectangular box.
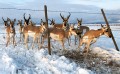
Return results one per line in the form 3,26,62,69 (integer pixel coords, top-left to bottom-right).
0,25,120,74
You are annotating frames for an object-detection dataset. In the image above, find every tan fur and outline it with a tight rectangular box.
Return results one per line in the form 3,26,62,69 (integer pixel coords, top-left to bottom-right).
53,23,65,29
4,18,16,47
42,26,77,50
50,13,71,29
77,18,89,35
74,19,90,45
79,25,111,57
23,24,46,49
17,20,24,41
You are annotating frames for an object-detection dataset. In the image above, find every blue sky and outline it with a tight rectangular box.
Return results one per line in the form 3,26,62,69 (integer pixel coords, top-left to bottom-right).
0,0,120,10
68,0,120,10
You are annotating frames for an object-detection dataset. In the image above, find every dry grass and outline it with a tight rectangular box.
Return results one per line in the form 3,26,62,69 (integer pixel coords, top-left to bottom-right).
59,49,120,74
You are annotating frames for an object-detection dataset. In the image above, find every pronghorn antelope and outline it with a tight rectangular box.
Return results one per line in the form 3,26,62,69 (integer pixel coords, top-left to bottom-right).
74,19,90,45
40,19,47,28
17,20,24,41
2,17,9,27
49,18,65,29
42,25,77,50
23,13,31,26
29,20,36,26
76,18,89,35
78,24,112,57
23,23,46,49
2,17,16,47
49,12,71,29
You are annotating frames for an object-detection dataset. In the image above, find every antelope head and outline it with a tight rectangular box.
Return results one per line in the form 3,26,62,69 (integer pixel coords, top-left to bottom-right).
101,24,112,38
69,25,77,36
8,18,16,33
23,13,31,25
41,19,46,27
49,18,55,25
77,18,82,26
60,12,71,26
17,20,22,26
40,23,46,32
29,20,36,26
2,17,10,27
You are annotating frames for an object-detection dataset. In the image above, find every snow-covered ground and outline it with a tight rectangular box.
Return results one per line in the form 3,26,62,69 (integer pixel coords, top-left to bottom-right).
0,25,120,74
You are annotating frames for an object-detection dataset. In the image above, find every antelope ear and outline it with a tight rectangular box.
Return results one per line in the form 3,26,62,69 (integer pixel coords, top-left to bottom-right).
21,20,23,22
2,17,5,21
41,19,43,22
101,24,103,27
14,19,16,22
18,20,20,22
53,19,55,22
77,18,79,22
7,17,11,21
81,18,82,22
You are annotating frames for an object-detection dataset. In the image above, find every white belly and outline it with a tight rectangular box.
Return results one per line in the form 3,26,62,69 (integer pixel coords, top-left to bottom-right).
91,38,97,43
10,33,14,38
28,31,35,37
50,33,61,40
82,36,89,41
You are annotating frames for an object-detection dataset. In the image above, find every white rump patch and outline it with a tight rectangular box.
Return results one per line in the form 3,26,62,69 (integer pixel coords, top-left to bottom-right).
91,38,97,44
83,36,88,39
82,36,89,42
50,33,61,40
28,31,35,37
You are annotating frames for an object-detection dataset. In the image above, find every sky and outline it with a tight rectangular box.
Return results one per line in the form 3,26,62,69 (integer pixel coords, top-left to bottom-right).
0,0,120,10
0,0,120,24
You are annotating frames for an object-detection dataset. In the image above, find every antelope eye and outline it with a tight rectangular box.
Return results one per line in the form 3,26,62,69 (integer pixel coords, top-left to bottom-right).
105,29,108,32
72,28,75,30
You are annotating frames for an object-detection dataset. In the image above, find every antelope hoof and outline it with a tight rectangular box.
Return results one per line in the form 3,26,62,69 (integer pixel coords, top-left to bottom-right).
63,48,68,53
6,44,8,47
83,50,87,53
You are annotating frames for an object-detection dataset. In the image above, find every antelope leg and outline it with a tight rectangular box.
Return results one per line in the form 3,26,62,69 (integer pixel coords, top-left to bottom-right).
6,36,10,47
32,36,36,49
24,34,28,49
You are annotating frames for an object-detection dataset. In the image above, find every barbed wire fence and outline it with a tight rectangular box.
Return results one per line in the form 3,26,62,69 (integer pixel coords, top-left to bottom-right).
0,7,120,49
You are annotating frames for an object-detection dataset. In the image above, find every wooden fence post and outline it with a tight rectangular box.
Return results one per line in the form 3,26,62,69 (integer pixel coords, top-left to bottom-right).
101,9,119,51
44,5,51,55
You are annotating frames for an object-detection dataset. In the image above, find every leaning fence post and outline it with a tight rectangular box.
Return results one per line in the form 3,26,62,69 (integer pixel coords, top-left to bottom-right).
101,9,119,51
44,5,51,55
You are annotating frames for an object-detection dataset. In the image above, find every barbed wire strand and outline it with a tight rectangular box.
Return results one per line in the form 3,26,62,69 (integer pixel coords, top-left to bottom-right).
0,7,120,15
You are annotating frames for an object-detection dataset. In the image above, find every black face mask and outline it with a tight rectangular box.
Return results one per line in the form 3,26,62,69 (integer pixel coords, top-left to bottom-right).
105,29,108,32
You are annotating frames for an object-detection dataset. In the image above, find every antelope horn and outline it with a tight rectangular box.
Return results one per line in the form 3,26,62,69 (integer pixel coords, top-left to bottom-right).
67,12,71,20
28,14,31,20
23,13,26,20
77,18,79,22
60,13,64,20
14,19,16,22
81,18,82,22
2,17,5,21
48,19,52,22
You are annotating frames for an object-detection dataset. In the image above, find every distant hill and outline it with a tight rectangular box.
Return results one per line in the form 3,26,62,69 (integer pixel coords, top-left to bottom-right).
0,4,120,24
